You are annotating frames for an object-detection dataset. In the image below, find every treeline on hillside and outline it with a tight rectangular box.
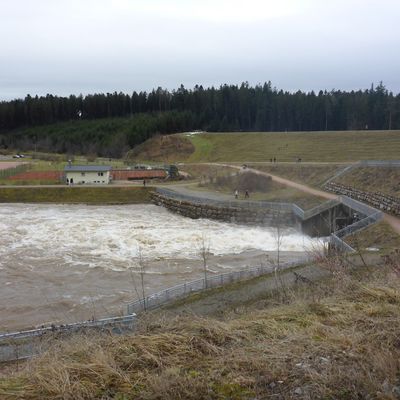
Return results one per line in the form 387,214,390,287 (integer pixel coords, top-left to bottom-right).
2,112,194,157
0,81,399,156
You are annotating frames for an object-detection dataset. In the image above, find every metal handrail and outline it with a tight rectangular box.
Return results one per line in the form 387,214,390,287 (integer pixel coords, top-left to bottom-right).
339,195,382,217
155,187,294,211
334,211,383,239
302,199,341,220
0,315,136,341
359,160,400,167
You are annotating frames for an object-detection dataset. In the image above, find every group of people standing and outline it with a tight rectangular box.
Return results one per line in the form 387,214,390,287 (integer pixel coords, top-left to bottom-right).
234,189,249,199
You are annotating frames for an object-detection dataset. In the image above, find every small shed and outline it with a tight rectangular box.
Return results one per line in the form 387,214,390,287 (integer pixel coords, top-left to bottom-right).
64,165,112,185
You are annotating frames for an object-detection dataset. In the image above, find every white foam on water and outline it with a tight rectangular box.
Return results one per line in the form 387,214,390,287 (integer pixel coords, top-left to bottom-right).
0,203,322,271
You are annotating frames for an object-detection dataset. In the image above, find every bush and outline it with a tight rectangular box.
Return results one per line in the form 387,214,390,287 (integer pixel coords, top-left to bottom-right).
214,171,272,192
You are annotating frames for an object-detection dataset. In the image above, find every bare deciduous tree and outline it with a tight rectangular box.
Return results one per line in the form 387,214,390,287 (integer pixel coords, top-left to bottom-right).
129,245,147,311
198,234,210,289
273,210,289,302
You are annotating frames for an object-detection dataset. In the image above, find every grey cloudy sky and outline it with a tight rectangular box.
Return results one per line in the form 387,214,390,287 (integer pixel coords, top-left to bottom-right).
1,0,399,100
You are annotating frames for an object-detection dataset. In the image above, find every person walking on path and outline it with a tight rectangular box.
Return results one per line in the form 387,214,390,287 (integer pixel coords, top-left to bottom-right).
234,189,238,199
245,190,249,199
143,179,146,187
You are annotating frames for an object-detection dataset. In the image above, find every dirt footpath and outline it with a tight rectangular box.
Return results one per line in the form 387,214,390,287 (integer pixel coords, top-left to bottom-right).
214,163,400,235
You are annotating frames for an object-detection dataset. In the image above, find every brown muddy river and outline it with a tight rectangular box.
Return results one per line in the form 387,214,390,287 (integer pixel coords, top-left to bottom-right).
0,204,322,330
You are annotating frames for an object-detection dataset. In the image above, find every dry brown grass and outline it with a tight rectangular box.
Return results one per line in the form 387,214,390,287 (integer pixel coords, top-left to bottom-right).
345,221,400,254
179,163,235,181
1,258,400,399
126,135,194,162
194,168,325,208
335,167,400,197
212,171,273,193
248,163,343,187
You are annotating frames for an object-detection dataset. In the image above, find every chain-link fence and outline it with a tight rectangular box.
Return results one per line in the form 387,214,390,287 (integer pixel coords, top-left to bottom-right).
359,160,400,168
155,187,295,212
339,195,382,217
0,315,137,362
330,234,355,252
334,211,383,239
302,199,340,220
127,256,311,314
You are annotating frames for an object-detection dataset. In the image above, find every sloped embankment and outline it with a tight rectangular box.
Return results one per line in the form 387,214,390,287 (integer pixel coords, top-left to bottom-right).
1,257,400,399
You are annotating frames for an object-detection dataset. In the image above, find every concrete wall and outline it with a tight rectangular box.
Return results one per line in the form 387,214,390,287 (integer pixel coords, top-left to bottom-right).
301,204,356,237
151,192,298,228
66,171,110,184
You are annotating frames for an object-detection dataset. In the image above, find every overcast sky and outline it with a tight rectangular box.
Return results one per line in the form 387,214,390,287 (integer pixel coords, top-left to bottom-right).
1,0,399,100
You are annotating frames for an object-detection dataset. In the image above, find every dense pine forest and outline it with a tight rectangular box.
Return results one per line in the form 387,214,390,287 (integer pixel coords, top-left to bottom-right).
0,81,399,157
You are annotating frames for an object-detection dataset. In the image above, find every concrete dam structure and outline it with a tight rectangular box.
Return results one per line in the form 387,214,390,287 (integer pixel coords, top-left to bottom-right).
151,188,383,251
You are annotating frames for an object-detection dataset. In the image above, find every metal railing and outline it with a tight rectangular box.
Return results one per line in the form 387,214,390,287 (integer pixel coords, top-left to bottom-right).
359,160,400,168
0,315,137,363
330,234,355,252
127,256,311,314
155,187,294,212
322,160,400,187
291,203,305,219
339,195,381,217
302,199,341,220
0,315,136,342
334,211,383,239
322,163,358,186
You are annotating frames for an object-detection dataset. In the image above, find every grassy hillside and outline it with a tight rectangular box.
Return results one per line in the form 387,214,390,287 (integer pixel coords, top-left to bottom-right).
126,134,194,162
247,163,344,187
183,130,400,162
335,167,400,196
345,221,400,252
1,256,400,399
0,186,152,203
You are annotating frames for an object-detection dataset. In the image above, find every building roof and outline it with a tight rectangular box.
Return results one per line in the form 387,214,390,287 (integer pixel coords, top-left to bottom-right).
64,165,112,172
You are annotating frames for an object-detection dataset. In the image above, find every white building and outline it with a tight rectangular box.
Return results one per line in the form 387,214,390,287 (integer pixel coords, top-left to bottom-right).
64,165,112,185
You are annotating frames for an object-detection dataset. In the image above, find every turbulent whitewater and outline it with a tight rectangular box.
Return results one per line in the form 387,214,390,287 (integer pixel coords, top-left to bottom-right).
0,204,321,330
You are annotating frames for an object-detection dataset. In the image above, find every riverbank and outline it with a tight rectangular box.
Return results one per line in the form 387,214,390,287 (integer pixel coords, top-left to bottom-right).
1,255,399,399
0,186,152,204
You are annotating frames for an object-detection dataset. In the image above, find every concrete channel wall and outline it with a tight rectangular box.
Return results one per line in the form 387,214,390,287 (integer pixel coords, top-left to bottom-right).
152,188,383,248
151,191,297,228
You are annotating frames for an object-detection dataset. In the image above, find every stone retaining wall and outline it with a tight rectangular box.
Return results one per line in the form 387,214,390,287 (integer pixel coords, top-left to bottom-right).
324,182,400,216
151,192,297,227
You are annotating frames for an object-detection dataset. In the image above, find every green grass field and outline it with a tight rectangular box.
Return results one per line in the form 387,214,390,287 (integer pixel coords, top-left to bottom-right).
0,186,152,204
183,130,400,162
